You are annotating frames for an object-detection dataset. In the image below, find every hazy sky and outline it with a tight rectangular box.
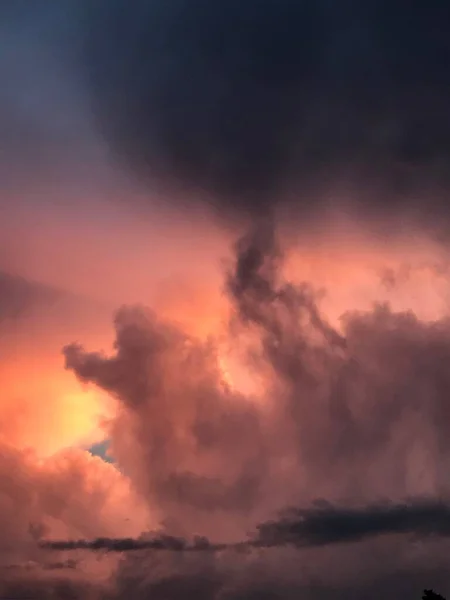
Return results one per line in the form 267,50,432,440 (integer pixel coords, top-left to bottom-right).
2,2,450,599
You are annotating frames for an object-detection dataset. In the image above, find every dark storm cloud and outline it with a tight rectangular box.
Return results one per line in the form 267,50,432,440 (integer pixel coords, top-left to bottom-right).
256,500,450,548
32,499,450,600
40,533,215,552
36,500,450,552
83,0,450,217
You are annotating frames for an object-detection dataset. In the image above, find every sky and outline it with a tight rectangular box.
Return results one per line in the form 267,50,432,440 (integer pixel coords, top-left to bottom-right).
2,1,450,598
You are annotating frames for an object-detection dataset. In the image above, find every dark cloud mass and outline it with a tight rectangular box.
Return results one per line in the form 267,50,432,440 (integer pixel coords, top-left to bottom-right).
256,501,450,548
36,499,450,551
83,0,450,218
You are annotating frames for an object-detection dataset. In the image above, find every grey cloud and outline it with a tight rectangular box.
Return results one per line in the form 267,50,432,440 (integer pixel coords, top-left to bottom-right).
256,501,450,548
82,0,450,221
37,500,450,553
3,1,450,228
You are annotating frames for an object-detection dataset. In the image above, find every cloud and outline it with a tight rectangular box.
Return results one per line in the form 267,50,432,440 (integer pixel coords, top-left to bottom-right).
256,500,450,548
63,304,269,540
34,226,450,597
61,231,450,539
40,533,210,552
7,224,450,596
82,0,450,222
0,442,147,556
37,499,450,553
0,439,149,599
4,4,450,596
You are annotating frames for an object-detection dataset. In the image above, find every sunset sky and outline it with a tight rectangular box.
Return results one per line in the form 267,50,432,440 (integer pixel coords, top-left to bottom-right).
2,1,450,598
